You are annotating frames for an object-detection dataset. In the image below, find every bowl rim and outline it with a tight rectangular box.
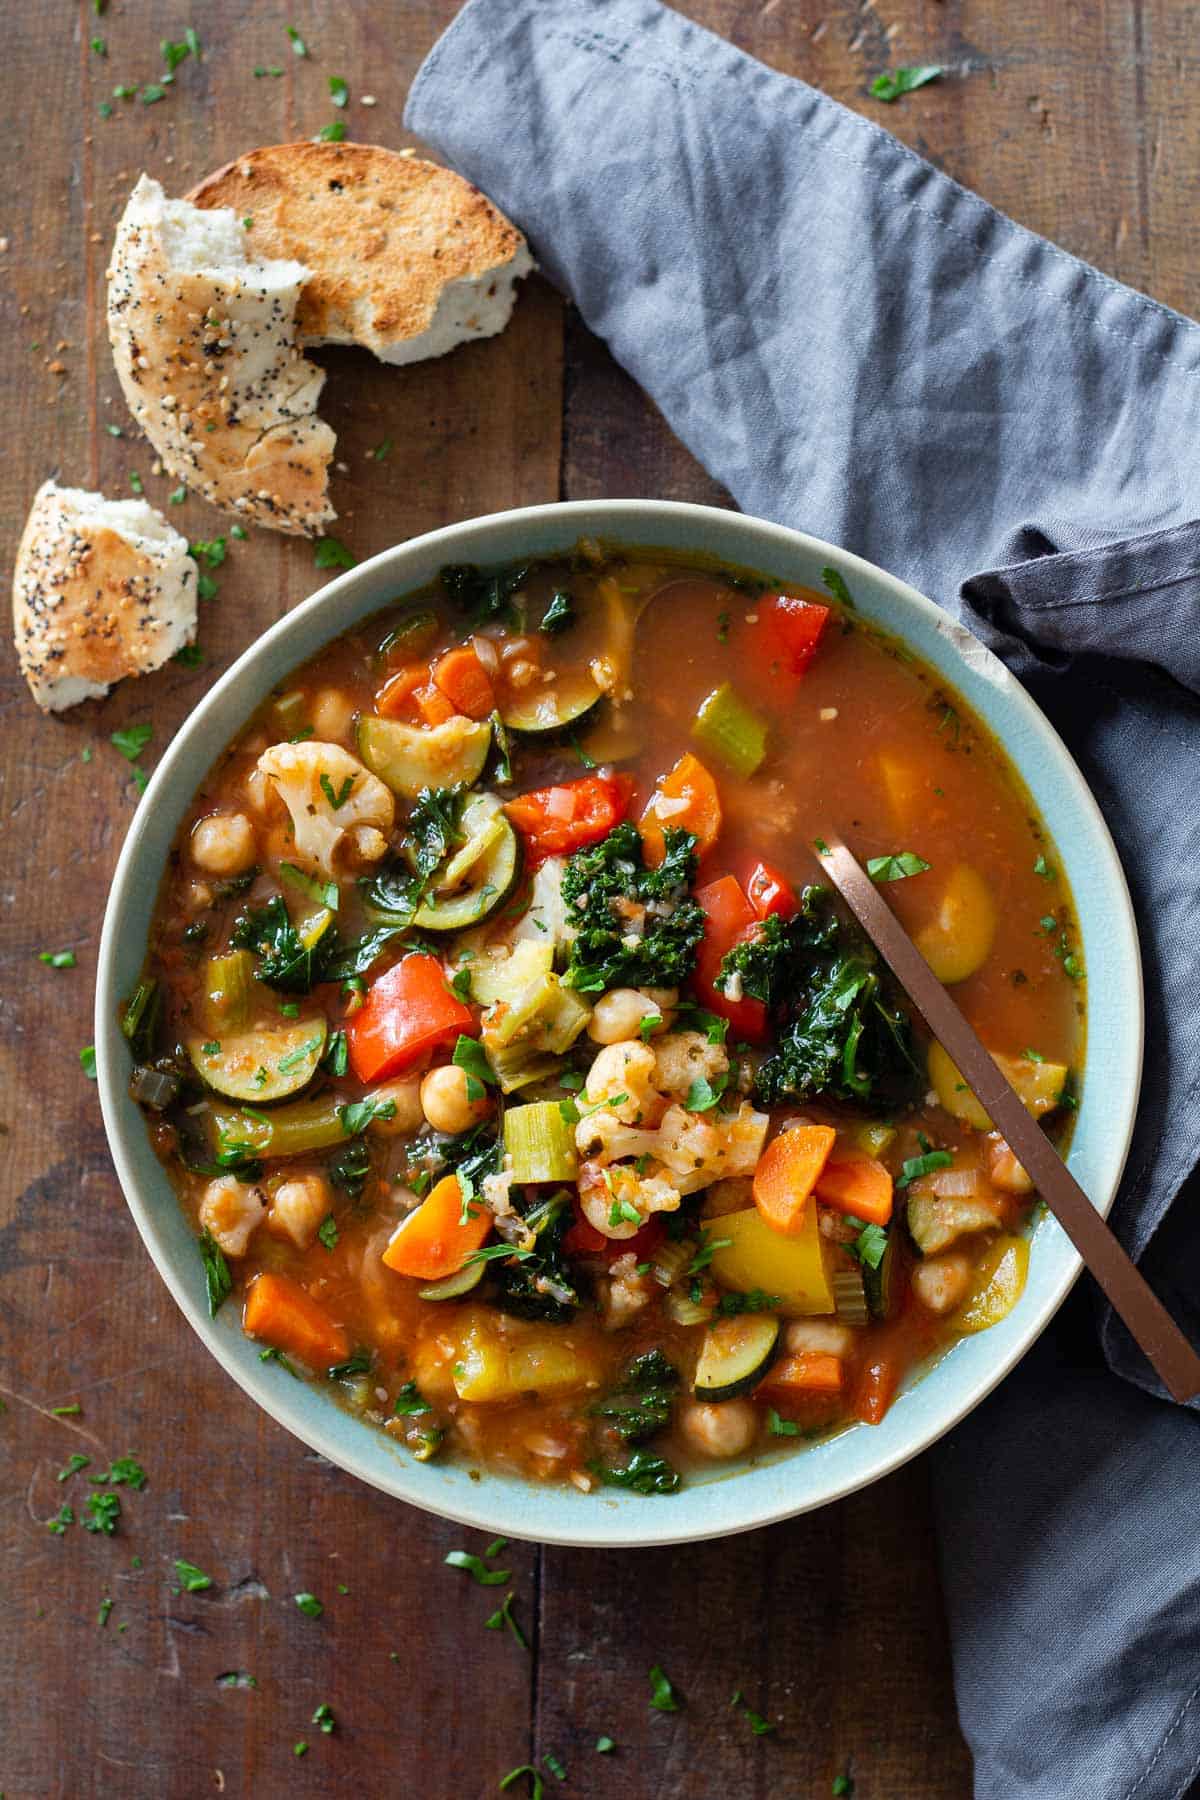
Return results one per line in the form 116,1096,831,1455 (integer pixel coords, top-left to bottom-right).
96,498,1143,1548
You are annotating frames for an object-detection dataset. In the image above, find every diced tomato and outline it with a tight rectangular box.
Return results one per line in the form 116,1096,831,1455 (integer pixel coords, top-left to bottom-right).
754,594,830,679
745,859,798,920
346,953,474,1083
691,875,769,1044
505,774,634,863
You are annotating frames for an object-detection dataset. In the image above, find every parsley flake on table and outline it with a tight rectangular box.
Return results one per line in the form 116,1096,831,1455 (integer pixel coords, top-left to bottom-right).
173,1559,213,1593
39,950,76,968
315,535,357,569
315,119,347,143
84,1491,121,1535
730,1688,777,1735
294,1592,323,1618
595,1736,616,1753
328,75,348,106
98,1596,114,1628
286,24,308,55
312,1702,335,1734
98,1455,147,1489
484,1591,527,1649
445,1549,511,1586
543,1752,567,1782
79,1046,97,1079
648,1663,681,1712
111,723,152,762
58,1453,91,1482
870,64,944,102
47,1503,75,1535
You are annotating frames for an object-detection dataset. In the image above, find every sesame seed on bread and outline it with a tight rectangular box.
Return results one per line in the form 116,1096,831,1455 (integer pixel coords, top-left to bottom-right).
12,480,198,713
107,174,335,535
186,142,534,367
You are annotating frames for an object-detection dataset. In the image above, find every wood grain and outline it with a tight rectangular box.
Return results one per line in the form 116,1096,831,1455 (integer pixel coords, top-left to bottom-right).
0,0,1187,1794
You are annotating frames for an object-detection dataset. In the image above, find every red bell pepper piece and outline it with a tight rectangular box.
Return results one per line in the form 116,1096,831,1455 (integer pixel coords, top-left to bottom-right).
755,594,830,679
504,773,634,862
346,953,474,1083
745,859,798,920
691,875,769,1044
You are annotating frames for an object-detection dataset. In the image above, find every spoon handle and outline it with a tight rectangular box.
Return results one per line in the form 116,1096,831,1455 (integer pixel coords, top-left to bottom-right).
815,833,1200,1403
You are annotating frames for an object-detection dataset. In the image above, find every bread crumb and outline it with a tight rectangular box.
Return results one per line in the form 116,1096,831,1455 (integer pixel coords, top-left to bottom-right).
820,707,838,721
362,94,377,106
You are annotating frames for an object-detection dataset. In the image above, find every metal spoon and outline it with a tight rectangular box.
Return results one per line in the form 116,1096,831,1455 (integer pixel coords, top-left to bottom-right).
814,831,1200,1403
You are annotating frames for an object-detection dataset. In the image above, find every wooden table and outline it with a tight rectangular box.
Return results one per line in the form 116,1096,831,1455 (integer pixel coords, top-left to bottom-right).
1,3,1187,1794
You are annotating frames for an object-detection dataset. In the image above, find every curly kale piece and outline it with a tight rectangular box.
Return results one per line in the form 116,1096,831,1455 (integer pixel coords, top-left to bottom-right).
360,785,466,926
490,1190,580,1325
721,886,921,1109
561,823,704,994
441,561,530,627
230,895,324,993
591,1350,680,1444
592,1449,681,1495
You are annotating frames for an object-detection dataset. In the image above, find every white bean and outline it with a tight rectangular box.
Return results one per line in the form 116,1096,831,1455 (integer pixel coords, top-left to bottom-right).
311,687,356,743
190,811,257,876
911,1251,973,1315
679,1399,759,1460
785,1319,855,1357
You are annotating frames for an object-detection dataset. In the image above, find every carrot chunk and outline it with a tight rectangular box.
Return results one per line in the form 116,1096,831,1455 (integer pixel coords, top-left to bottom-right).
815,1150,894,1226
758,1351,845,1396
243,1272,350,1369
414,683,456,727
376,664,430,720
640,752,722,867
381,1173,492,1280
432,645,496,721
752,1125,837,1235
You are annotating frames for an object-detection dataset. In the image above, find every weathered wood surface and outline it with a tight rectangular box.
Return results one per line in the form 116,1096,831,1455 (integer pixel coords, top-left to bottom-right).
1,2,1187,1794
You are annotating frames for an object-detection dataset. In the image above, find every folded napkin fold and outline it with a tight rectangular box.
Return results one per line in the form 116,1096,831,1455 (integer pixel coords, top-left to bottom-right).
408,5,1200,1793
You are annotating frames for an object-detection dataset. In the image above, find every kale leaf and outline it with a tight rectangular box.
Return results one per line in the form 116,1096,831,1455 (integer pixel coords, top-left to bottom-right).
490,1189,580,1324
360,785,466,926
717,891,839,1007
592,1449,681,1495
230,895,324,993
441,561,530,628
561,823,704,994
591,1350,680,1443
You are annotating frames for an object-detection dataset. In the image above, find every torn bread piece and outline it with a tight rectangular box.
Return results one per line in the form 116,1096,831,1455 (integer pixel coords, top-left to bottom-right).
13,479,198,712
107,174,335,534
187,142,534,366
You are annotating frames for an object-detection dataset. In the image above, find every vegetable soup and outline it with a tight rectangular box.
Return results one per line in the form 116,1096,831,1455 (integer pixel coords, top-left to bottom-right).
124,544,1083,1494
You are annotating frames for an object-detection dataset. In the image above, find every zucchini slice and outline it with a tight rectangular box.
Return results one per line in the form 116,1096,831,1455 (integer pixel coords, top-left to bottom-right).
863,1234,901,1321
189,1018,327,1104
693,1313,781,1402
357,714,491,800
500,669,604,736
413,795,521,933
419,1261,486,1302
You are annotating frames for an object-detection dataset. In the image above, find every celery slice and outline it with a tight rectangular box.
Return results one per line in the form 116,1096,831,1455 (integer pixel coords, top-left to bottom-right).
504,1102,579,1183
692,682,768,778
832,1268,869,1326
211,1094,347,1158
204,950,255,1032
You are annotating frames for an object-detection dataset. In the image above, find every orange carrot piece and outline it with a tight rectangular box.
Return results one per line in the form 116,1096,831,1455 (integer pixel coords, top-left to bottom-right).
758,1351,845,1396
415,683,456,727
752,1125,837,1236
376,664,430,720
243,1272,350,1369
381,1173,492,1281
432,645,496,721
639,752,723,867
815,1150,894,1226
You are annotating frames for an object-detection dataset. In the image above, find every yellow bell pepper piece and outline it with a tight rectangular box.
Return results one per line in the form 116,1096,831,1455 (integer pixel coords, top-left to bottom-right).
451,1316,598,1402
709,1205,835,1316
928,1041,1070,1132
950,1235,1030,1333
913,863,996,984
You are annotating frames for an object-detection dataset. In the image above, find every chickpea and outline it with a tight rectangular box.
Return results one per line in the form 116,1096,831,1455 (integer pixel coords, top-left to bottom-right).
785,1318,855,1358
911,1251,973,1315
420,1063,492,1135
679,1399,759,1461
587,987,660,1045
190,811,258,876
199,1176,265,1257
268,1173,333,1249
311,687,357,743
366,1076,426,1137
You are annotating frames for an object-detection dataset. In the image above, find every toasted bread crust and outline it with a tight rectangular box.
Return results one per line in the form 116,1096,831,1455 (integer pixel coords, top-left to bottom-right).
13,481,198,712
187,143,532,362
107,176,335,535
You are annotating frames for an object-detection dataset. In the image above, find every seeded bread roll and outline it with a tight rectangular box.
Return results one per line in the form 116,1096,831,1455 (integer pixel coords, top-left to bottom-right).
187,142,534,366
12,480,198,712
107,174,335,534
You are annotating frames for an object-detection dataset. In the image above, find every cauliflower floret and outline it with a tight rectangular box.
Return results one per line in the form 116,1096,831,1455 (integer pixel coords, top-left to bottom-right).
723,1103,771,1176
198,1176,266,1257
652,1030,729,1097
600,1252,654,1330
256,740,394,878
578,1159,682,1239
582,1040,658,1124
653,1100,770,1195
573,1107,662,1165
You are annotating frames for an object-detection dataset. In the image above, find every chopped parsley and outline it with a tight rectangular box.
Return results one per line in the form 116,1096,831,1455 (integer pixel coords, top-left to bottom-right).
294,1592,323,1618
98,1456,147,1489
866,852,930,882
47,1504,75,1535
895,1150,953,1189
174,1559,213,1593
314,535,357,569
595,1736,615,1753
648,1664,681,1712
110,723,152,762
730,1689,776,1735
98,1596,114,1628
319,771,355,810
328,75,348,106
286,24,308,55
1034,854,1056,881
58,1453,91,1482
767,1408,801,1437
393,1381,432,1417
315,119,348,142
821,566,857,609
869,64,944,101
312,1702,335,1734
198,1228,233,1316
848,1220,889,1270
538,589,574,635
337,1095,396,1137
445,1549,510,1586
39,950,77,969
84,1491,121,1536
452,1034,497,1101
484,1591,528,1649
499,1770,543,1798
317,1215,338,1251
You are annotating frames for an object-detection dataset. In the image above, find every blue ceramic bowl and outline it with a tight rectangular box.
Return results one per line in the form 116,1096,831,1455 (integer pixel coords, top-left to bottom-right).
96,501,1142,1547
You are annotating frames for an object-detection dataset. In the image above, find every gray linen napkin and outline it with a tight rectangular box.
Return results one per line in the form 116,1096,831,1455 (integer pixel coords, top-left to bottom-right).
407,5,1200,1793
